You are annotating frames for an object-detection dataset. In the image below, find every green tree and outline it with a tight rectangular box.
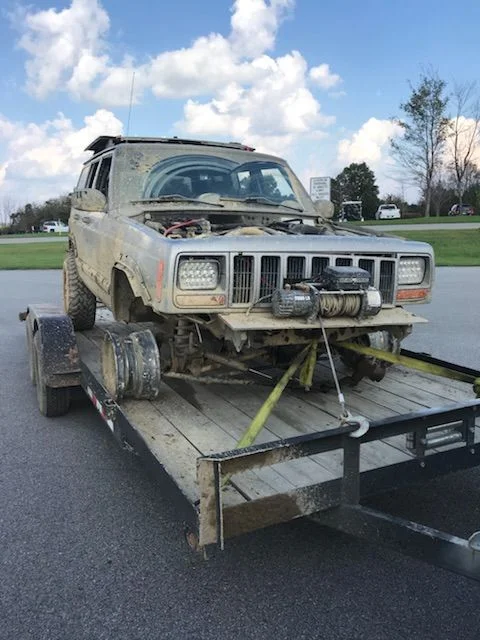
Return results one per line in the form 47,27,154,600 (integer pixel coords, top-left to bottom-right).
9,195,71,232
333,162,380,219
392,72,449,217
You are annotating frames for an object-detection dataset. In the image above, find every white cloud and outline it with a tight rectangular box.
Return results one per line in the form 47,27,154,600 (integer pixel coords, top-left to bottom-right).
15,0,301,104
444,116,480,167
229,0,293,57
337,118,402,166
337,118,406,196
309,64,341,90
17,0,110,100
0,109,123,201
15,0,340,144
0,163,8,188
10,0,343,197
178,51,335,157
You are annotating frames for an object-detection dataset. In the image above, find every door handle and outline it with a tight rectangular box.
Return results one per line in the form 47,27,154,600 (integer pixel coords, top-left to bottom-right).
82,216,92,224
73,213,80,221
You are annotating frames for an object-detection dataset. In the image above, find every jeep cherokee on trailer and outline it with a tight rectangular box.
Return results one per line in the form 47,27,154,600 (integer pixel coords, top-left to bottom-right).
24,136,480,572
64,136,434,396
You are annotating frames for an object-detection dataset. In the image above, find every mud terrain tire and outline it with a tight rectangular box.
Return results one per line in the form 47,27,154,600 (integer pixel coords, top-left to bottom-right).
63,249,96,330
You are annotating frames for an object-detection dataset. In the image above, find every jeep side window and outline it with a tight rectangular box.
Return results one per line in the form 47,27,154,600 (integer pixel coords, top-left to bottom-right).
85,162,99,188
77,166,90,189
95,157,112,199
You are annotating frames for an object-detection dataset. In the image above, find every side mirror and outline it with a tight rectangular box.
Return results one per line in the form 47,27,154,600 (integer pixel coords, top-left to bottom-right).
71,188,106,212
314,200,335,219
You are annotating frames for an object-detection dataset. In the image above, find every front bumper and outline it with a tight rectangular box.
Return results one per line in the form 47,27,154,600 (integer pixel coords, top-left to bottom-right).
218,307,427,332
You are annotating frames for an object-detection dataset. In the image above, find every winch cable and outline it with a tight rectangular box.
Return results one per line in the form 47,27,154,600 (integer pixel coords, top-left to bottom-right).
319,293,362,318
308,284,369,437
311,287,346,417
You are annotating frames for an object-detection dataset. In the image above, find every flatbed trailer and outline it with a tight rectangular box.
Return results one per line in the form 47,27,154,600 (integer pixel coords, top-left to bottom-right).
22,304,480,580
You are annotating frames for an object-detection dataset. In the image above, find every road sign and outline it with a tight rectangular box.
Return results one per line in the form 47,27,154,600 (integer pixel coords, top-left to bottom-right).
310,177,331,201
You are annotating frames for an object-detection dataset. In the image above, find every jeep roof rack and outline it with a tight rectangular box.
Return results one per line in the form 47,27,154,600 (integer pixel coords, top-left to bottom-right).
85,136,256,155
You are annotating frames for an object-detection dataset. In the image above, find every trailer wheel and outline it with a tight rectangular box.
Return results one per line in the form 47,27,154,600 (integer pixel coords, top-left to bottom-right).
63,249,96,331
33,333,70,417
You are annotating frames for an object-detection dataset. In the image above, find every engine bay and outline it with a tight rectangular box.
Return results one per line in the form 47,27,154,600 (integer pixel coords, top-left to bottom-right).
143,212,335,238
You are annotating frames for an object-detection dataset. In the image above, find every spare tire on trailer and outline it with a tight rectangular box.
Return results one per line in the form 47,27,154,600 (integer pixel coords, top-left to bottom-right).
63,248,96,330
33,333,70,417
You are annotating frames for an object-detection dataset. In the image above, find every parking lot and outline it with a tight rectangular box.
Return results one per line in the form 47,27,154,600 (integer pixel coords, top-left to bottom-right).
1,269,480,640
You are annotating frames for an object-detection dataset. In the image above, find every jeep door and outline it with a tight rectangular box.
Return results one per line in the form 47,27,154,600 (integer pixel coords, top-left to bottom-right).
71,155,114,303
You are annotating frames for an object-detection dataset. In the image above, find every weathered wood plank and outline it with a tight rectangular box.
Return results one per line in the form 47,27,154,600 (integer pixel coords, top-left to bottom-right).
149,383,296,498
194,382,337,484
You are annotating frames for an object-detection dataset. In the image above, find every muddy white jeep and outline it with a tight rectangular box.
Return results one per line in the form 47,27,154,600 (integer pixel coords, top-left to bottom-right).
64,136,434,394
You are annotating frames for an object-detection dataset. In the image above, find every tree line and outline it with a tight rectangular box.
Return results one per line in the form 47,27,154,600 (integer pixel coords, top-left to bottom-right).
330,72,480,219
391,72,480,217
0,195,70,234
330,159,480,220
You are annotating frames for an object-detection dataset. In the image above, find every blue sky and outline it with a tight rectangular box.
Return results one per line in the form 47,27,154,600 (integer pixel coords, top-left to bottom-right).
1,0,479,207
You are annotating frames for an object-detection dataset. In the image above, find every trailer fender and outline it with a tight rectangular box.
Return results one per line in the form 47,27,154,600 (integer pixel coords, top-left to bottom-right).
24,305,82,389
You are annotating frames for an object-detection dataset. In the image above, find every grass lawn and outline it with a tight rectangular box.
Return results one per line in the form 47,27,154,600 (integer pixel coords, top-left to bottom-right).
395,229,480,266
353,215,480,226
0,241,67,269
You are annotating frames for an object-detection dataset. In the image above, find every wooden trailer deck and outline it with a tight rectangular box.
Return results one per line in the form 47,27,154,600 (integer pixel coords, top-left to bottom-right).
76,319,479,511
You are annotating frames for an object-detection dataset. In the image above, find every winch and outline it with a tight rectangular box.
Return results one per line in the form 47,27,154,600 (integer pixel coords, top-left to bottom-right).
271,266,382,321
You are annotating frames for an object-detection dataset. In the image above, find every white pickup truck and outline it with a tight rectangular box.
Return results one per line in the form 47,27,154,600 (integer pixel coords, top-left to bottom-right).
42,220,69,233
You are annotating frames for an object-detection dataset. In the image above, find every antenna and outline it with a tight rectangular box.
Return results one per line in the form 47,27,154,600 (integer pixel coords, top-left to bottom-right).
126,71,136,137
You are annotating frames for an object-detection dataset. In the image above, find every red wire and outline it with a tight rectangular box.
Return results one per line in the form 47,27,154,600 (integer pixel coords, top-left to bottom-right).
164,219,200,236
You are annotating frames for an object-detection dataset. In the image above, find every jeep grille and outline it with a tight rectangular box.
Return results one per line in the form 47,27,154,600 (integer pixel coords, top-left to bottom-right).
231,254,397,306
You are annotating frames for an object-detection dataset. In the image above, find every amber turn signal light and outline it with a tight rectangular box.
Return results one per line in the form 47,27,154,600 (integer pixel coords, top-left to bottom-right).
396,288,429,301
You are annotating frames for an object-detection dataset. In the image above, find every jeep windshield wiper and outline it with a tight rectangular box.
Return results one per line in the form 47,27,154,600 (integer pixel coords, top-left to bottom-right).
239,196,303,212
132,195,224,207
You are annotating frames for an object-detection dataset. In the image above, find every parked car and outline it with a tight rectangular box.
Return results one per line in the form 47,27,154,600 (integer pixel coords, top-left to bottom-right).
448,204,475,216
42,220,69,233
376,204,401,220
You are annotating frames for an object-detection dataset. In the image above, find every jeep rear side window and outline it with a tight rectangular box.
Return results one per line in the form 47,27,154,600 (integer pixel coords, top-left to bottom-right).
77,166,90,189
95,157,112,198
85,162,99,188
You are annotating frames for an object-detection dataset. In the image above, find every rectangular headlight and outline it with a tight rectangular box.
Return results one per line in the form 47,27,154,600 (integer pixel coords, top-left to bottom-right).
178,259,219,290
398,257,426,285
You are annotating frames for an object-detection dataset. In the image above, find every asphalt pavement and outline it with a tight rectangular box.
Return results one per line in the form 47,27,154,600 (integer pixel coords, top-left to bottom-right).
1,269,480,640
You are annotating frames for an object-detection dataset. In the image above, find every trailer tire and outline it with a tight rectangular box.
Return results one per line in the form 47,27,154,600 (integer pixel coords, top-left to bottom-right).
63,249,96,331
33,333,70,417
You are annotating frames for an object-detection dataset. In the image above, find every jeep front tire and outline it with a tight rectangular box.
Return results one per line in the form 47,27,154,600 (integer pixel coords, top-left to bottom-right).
63,249,96,330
